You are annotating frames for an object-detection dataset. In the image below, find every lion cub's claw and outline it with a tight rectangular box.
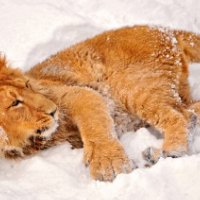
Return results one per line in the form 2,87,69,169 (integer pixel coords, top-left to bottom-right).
84,140,134,181
90,156,133,182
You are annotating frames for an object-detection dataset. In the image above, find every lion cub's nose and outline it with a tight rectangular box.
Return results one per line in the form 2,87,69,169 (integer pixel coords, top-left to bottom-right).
49,108,57,118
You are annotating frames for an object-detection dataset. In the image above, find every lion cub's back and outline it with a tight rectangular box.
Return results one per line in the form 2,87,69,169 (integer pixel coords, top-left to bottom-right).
83,25,178,67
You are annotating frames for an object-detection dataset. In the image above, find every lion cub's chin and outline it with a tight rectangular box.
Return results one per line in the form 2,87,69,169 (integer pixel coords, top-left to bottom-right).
0,121,59,159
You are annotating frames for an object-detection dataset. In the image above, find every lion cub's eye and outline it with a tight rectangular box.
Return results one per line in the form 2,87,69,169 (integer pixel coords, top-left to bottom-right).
10,100,23,107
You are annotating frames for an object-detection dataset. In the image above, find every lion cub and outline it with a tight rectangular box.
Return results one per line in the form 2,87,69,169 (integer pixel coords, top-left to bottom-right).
1,25,200,181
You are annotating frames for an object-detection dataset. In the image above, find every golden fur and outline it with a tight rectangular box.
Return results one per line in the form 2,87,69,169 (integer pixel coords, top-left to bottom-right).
1,25,200,181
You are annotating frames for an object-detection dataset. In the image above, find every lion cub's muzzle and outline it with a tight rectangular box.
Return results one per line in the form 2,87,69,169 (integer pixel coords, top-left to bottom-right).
35,107,59,138
3,108,60,159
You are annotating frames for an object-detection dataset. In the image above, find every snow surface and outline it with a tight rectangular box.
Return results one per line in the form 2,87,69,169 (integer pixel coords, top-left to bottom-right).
1,0,200,199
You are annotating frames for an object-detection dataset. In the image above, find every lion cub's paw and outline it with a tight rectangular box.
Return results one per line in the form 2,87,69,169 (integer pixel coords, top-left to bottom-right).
142,147,161,165
84,140,133,181
143,146,187,165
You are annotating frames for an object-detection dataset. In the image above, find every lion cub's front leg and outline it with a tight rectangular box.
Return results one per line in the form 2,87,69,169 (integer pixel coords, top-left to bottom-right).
60,86,133,181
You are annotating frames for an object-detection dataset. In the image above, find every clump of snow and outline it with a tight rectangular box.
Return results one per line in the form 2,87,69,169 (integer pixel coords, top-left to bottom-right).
120,128,162,167
1,0,200,200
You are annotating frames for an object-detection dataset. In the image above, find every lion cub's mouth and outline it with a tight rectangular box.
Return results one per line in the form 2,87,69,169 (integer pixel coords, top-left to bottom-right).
36,121,59,139
2,122,59,159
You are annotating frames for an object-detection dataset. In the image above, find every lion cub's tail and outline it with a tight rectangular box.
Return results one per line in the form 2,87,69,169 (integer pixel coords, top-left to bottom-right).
175,30,200,63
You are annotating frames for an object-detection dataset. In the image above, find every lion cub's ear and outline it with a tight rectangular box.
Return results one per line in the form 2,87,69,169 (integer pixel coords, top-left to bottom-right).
0,54,8,70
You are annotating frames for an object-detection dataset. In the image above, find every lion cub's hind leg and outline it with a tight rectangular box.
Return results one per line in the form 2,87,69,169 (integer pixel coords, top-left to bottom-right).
109,67,192,163
139,101,190,164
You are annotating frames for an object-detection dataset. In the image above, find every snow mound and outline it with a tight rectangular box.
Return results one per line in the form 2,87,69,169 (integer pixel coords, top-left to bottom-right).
0,0,200,200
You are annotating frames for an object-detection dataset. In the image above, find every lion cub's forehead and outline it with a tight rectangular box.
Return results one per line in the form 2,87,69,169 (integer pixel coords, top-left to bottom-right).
0,85,20,93
0,86,21,104
0,68,28,88
0,78,27,88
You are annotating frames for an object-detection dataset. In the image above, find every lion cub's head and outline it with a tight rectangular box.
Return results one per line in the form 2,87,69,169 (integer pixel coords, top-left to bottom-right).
0,57,59,158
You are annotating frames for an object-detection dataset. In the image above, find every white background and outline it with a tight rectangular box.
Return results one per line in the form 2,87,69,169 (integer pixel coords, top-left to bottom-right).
1,0,200,199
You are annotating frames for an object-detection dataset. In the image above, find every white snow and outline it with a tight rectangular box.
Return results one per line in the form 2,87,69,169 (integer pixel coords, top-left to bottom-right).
1,0,200,199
